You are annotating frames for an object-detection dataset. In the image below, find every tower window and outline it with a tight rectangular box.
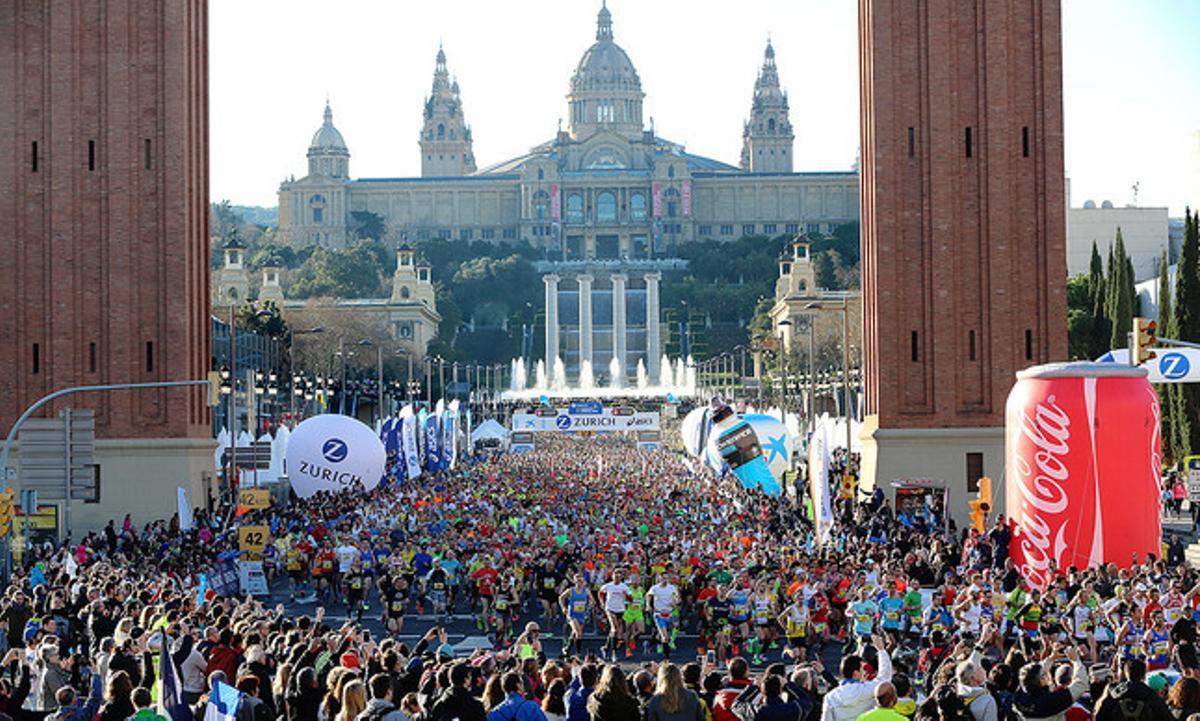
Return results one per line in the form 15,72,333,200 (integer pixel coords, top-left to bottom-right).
768,118,776,133
537,168,544,180
31,141,39,172
32,343,40,374
968,330,976,361
145,341,154,373
965,127,973,158
89,342,97,372
1022,126,1030,158
88,140,96,171
437,123,445,139
966,453,984,492
911,331,919,362
144,139,152,169
1025,329,1033,360
907,127,915,158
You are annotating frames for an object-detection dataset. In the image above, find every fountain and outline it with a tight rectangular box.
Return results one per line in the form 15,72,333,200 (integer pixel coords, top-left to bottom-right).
659,354,673,388
608,356,623,390
579,359,596,390
552,357,568,392
500,353,700,400
510,359,528,392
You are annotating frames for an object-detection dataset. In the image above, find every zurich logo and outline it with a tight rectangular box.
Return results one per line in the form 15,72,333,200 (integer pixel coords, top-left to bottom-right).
1159,352,1191,380
555,415,572,430
322,438,348,463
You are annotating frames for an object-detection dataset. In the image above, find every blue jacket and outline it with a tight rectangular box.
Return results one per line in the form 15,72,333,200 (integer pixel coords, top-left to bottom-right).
49,672,103,721
566,683,593,721
487,693,548,721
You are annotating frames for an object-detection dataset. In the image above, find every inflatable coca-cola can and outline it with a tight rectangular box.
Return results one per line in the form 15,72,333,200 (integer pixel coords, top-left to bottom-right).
1005,362,1161,590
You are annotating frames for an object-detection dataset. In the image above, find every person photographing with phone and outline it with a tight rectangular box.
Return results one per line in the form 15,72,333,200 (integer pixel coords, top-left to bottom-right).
820,634,893,721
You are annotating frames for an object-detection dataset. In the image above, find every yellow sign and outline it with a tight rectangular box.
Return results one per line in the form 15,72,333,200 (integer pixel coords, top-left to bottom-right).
17,506,58,530
237,488,271,510
238,525,269,560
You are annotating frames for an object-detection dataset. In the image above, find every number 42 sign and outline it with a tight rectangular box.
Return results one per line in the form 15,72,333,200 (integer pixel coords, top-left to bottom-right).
238,526,269,560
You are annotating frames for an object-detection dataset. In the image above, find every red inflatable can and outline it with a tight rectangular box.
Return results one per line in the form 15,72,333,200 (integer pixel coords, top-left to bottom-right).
1005,362,1161,589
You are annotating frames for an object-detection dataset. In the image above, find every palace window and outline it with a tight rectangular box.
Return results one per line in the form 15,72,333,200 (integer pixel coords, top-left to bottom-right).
698,225,712,236
630,193,647,221
502,227,517,240
763,223,777,235
785,223,799,234
720,224,734,236
533,190,550,221
566,193,584,224
459,228,473,241
806,223,820,234
438,123,445,139
482,227,495,240
743,224,755,236
664,188,680,218
596,191,617,223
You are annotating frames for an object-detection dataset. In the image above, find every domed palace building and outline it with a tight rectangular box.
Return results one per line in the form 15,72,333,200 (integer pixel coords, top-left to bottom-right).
277,3,859,258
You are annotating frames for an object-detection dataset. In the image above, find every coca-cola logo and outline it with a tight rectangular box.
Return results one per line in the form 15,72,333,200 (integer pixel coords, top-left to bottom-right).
1013,394,1072,589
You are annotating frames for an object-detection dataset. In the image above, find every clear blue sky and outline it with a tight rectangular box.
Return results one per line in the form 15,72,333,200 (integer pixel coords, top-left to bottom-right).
210,0,1200,216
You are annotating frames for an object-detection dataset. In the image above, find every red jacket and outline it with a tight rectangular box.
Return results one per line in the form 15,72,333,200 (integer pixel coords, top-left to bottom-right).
205,644,241,681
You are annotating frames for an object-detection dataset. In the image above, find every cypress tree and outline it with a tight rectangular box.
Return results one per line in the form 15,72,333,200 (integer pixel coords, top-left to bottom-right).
1088,240,1104,302
1091,242,1110,356
1156,251,1177,462
1108,229,1133,351
1175,209,1200,457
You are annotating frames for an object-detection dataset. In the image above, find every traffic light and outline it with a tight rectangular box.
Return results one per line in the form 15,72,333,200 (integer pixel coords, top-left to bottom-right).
207,371,222,407
968,476,993,534
0,488,14,538
840,474,856,500
1133,317,1158,365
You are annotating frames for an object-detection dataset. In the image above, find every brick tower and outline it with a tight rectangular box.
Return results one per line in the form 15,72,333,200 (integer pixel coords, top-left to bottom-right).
857,0,1068,515
0,1,213,529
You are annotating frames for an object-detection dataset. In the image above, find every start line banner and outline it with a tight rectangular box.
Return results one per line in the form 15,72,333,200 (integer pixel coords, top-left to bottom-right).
512,410,660,432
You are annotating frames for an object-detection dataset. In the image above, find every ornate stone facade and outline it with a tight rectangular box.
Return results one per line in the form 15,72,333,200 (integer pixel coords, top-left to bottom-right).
278,4,858,254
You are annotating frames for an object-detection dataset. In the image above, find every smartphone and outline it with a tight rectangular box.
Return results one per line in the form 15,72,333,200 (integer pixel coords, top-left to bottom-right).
363,631,372,643
705,650,717,666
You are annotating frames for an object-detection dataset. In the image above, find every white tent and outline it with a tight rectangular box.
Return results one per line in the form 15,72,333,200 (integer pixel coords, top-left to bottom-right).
471,419,509,445
213,428,231,472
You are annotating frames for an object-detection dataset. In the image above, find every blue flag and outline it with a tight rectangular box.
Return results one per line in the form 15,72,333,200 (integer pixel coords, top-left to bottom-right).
158,640,192,721
196,574,208,607
205,680,244,721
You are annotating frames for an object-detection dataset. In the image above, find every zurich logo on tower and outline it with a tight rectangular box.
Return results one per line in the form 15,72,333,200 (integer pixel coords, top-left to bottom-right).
555,415,572,430
322,438,349,463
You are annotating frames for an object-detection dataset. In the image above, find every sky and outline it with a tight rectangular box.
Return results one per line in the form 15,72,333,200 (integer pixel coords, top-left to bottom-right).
210,0,1200,216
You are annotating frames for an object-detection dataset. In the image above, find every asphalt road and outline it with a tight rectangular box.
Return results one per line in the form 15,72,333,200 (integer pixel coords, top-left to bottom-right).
267,579,838,671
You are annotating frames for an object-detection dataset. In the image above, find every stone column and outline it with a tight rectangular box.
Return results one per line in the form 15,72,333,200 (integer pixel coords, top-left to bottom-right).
643,272,662,381
544,274,560,365
577,274,593,374
611,273,627,383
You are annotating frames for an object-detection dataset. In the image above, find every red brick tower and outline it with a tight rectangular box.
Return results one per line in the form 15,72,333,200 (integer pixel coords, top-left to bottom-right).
0,1,212,528
857,0,1068,514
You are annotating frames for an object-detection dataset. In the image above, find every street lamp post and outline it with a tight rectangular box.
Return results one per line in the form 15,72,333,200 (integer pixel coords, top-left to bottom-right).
807,318,816,435
806,300,852,454
776,319,792,414
288,326,324,419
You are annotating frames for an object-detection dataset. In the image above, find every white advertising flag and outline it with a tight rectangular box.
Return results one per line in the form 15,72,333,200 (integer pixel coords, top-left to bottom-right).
808,419,834,544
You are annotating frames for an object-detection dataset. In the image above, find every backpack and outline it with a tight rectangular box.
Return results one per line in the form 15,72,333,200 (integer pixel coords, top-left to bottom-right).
728,684,762,721
933,684,975,721
713,683,758,721
1111,684,1153,721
